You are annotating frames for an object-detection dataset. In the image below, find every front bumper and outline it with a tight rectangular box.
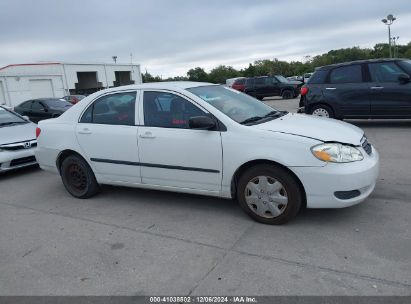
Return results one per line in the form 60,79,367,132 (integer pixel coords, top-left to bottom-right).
291,146,379,208
0,148,37,172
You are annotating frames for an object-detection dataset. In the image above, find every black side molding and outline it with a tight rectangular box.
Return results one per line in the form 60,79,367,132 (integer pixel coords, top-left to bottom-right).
90,158,220,173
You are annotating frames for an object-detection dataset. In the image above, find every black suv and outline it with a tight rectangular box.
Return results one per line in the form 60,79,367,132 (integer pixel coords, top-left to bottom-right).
243,75,302,100
300,59,411,119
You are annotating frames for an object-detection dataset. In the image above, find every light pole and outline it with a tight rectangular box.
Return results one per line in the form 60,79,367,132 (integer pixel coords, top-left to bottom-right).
381,14,396,58
392,36,399,57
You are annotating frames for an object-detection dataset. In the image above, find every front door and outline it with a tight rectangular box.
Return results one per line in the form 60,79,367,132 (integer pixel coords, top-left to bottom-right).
75,90,141,183
138,90,222,192
367,61,411,117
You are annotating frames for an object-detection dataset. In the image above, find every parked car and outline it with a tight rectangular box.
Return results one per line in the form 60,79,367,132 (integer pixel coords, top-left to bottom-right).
232,77,247,92
35,82,379,225
14,98,72,123
0,106,37,173
226,77,245,88
300,59,411,119
303,73,313,83
242,75,302,99
62,95,86,104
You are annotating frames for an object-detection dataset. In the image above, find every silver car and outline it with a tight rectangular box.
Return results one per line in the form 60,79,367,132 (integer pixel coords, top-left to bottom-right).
0,106,37,172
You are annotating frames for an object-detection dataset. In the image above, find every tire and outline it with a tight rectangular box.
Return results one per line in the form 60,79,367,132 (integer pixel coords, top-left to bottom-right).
309,104,334,118
60,155,100,199
236,164,303,225
282,90,293,99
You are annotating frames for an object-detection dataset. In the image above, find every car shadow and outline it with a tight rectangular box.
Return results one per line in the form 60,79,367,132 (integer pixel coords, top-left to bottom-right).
0,165,40,180
345,119,411,128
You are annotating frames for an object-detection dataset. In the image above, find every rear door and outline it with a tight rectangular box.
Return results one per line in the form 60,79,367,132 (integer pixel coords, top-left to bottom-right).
367,61,411,117
75,90,141,183
326,64,370,118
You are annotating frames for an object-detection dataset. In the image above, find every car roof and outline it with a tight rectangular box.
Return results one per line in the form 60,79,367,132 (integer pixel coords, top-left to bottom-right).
317,58,407,71
107,81,217,92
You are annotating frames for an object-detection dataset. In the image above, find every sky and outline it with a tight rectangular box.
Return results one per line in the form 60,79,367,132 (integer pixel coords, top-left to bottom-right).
1,0,410,77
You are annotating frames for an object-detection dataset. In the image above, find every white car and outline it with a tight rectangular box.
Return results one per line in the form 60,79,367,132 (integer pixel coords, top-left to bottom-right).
35,82,379,224
0,106,37,172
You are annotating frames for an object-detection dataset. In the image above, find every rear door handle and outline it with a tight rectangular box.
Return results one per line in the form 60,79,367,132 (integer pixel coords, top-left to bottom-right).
371,86,384,89
325,87,336,90
139,131,155,139
78,128,92,135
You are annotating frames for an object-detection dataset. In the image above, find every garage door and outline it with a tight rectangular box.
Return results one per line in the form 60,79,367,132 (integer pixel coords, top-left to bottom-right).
29,79,54,99
0,81,5,105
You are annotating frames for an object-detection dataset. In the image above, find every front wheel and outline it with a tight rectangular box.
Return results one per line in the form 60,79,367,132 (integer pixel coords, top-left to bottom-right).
237,164,303,225
282,90,293,99
60,155,100,198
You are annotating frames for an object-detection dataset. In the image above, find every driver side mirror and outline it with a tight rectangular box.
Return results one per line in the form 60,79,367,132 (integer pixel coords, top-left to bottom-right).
189,116,216,130
398,73,410,84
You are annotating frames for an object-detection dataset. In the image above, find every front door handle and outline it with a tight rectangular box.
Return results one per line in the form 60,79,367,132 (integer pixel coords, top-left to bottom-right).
78,128,92,135
139,131,155,139
370,86,384,90
325,87,336,90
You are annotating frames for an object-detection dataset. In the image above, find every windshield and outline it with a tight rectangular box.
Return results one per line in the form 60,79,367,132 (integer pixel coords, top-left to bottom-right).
398,60,411,74
187,85,285,124
0,107,27,126
275,75,289,83
46,99,72,108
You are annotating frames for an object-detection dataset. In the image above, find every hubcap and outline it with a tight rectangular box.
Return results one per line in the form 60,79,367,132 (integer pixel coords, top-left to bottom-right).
66,163,87,193
244,176,288,218
312,108,330,117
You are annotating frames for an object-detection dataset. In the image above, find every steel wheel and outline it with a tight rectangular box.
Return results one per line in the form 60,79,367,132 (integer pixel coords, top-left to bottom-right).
60,155,100,199
65,163,87,194
244,176,288,218
312,107,330,117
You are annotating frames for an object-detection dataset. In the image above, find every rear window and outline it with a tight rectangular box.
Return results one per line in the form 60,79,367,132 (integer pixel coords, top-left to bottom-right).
307,70,328,84
45,99,72,108
234,78,246,85
329,65,363,84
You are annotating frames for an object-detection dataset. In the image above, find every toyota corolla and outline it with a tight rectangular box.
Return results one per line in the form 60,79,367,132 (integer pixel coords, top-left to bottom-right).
35,82,379,224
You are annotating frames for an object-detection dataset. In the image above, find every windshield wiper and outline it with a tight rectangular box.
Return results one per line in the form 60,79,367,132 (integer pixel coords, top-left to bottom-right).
263,110,288,118
240,111,287,125
240,116,265,125
0,121,27,126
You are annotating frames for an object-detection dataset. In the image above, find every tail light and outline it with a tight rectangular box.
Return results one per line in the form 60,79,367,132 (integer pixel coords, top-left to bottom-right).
300,86,309,96
36,127,41,138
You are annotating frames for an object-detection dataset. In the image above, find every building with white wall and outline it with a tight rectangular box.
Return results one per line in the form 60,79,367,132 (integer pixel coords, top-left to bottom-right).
0,62,142,107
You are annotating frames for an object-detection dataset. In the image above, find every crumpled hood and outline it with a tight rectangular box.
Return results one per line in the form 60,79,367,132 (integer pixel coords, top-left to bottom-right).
0,123,37,145
252,113,364,145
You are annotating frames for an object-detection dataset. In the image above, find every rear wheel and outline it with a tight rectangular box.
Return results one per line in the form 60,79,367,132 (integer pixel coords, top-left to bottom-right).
310,104,334,118
60,155,100,198
282,90,293,99
237,164,303,225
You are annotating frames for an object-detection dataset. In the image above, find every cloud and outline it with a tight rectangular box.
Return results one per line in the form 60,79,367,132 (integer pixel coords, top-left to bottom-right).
0,0,410,77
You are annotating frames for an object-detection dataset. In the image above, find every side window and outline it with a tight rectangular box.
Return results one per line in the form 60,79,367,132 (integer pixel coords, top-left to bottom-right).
20,101,32,109
79,92,136,125
308,70,328,84
368,62,405,82
143,91,206,129
330,65,362,84
254,78,267,87
32,101,45,110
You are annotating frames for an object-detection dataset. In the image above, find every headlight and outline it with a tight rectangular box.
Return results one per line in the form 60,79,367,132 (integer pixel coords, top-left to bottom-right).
311,143,363,163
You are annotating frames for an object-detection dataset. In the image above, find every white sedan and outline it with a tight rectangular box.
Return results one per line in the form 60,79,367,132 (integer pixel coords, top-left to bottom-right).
35,82,379,224
0,106,37,172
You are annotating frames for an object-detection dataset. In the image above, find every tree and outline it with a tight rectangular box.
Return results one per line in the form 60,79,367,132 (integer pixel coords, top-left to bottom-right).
187,67,209,82
208,65,240,84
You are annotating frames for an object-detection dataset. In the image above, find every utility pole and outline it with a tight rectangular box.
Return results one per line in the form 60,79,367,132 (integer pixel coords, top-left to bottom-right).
381,14,396,58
